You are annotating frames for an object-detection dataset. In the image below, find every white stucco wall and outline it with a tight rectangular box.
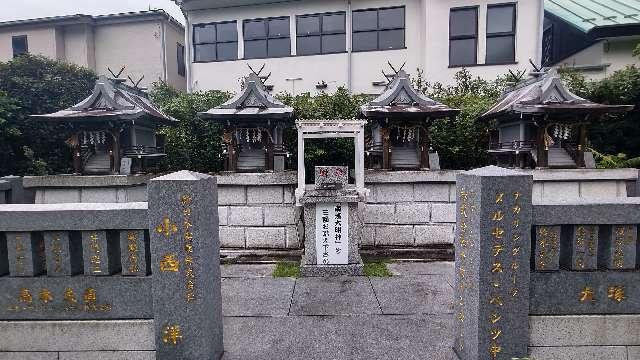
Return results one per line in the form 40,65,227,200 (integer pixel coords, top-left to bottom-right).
164,22,188,89
94,21,165,89
0,27,59,62
187,0,542,94
553,37,640,80
63,24,96,70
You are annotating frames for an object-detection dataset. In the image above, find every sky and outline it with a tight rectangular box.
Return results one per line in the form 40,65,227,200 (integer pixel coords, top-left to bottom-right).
0,0,184,24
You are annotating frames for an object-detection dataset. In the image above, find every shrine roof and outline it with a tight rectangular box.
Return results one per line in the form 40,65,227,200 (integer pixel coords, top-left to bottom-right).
30,75,177,126
199,73,294,121
360,70,459,120
480,69,633,120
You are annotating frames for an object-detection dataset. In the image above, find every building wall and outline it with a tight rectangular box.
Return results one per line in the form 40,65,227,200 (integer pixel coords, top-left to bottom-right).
0,26,59,62
63,24,96,69
553,38,640,80
164,22,188,89
187,0,542,94
94,21,165,89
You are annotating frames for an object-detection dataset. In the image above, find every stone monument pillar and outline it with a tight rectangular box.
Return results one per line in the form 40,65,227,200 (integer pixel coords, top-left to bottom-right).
300,166,365,276
453,166,532,360
148,171,223,360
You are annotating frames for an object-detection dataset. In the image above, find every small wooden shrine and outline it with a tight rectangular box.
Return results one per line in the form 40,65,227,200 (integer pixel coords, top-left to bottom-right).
31,75,176,175
361,67,459,170
199,70,294,172
480,68,633,169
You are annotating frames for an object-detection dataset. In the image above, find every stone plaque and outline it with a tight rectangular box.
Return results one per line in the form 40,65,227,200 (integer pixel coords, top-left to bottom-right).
81,230,121,276
599,225,637,270
148,171,223,360
43,231,82,276
120,157,132,175
534,225,561,271
562,225,598,270
315,202,348,265
530,271,640,315
6,232,45,277
315,166,348,190
120,229,150,276
454,166,532,360
0,277,152,320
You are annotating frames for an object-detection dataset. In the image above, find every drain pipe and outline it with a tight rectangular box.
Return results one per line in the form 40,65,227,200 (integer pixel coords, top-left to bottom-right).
347,0,352,93
177,1,193,93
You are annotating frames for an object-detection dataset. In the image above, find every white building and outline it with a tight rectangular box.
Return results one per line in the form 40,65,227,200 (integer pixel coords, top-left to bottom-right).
175,0,544,94
0,10,186,90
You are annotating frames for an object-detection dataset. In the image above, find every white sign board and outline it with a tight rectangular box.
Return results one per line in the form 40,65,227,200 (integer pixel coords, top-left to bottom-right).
315,202,348,265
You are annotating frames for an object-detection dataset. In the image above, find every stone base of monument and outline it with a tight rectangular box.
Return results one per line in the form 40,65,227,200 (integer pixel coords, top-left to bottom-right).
300,189,365,277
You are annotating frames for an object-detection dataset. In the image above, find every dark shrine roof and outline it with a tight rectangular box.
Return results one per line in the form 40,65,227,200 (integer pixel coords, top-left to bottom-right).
361,70,459,120
199,73,294,121
30,75,177,126
480,69,633,120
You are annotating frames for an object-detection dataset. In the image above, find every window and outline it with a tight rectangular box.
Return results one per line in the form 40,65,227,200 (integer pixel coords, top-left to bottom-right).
12,35,28,58
449,7,478,66
193,21,238,62
486,4,516,64
244,17,291,59
177,43,185,76
352,6,405,52
297,12,346,55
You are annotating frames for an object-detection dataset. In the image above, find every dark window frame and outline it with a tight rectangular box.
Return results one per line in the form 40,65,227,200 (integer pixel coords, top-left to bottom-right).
352,6,406,53
243,16,291,59
449,6,479,67
192,20,238,63
485,3,517,65
296,11,346,56
12,35,28,58
177,42,186,76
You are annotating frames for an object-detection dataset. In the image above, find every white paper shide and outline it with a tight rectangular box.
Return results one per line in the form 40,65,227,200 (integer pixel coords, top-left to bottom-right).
315,202,348,265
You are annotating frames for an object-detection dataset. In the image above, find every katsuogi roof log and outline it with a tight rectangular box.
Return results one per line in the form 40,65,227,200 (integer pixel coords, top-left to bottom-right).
361,70,459,120
480,69,633,120
30,75,177,127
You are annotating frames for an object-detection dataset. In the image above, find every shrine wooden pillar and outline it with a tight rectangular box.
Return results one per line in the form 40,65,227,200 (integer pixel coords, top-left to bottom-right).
576,123,587,168
536,123,548,168
72,132,82,174
110,128,121,174
222,129,236,172
381,127,390,170
266,140,274,171
419,125,430,169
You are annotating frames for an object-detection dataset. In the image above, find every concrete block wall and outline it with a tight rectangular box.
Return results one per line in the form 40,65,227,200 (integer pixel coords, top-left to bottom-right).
216,172,302,249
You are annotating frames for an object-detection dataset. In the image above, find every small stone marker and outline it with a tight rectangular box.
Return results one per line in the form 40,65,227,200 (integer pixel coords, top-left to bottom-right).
43,231,82,276
120,230,150,276
315,166,348,190
454,166,532,360
81,230,121,276
563,225,598,270
6,232,45,277
148,171,223,360
599,225,637,270
120,157,132,175
315,202,349,265
534,225,561,271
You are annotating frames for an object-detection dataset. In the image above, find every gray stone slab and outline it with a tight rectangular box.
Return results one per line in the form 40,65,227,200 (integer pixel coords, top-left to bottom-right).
0,353,57,360
222,277,294,316
315,166,348,189
6,232,45,277
0,277,152,320
534,225,561,271
454,166,532,360
119,230,150,276
529,315,640,346
533,198,640,225
43,231,82,276
215,171,297,186
528,346,627,360
387,262,455,276
221,264,275,278
300,264,364,276
59,352,155,360
222,314,456,360
530,271,640,315
370,275,453,315
364,169,459,183
598,225,637,270
289,276,380,316
22,175,153,188
561,225,599,270
148,170,223,360
0,319,154,351
0,202,148,231
82,230,121,276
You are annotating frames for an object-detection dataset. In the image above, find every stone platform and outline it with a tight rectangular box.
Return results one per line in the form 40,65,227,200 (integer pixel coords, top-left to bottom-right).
1,263,638,360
